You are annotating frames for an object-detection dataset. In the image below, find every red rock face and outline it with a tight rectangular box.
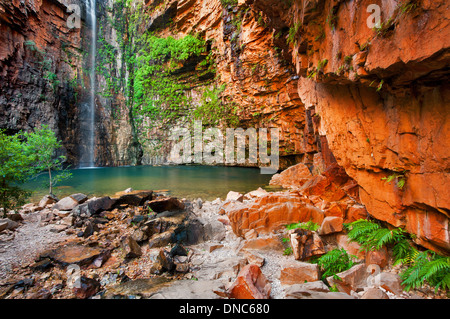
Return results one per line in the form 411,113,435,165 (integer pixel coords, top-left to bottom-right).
252,0,450,253
0,0,83,162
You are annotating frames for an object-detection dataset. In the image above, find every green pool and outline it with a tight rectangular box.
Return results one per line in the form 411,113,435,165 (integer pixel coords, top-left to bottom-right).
24,165,277,202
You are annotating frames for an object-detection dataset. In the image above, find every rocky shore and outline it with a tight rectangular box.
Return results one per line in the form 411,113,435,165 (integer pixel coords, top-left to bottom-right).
0,164,448,300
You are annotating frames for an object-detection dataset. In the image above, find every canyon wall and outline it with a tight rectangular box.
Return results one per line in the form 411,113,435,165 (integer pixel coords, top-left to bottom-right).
250,0,450,253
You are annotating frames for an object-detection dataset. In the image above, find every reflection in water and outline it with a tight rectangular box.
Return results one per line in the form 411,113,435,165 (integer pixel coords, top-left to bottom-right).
24,165,276,202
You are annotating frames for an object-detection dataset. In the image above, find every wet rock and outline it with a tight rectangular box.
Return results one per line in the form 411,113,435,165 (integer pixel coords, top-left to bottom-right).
73,277,100,299
290,229,325,260
121,236,142,259
279,261,320,285
228,264,271,299
147,197,185,213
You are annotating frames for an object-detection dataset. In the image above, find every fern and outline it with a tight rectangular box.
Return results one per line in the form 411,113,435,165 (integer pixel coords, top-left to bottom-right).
400,250,450,292
311,248,356,280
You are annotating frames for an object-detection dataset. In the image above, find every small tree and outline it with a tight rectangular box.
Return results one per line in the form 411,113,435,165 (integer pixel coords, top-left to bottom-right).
24,125,72,195
0,126,71,217
0,131,35,217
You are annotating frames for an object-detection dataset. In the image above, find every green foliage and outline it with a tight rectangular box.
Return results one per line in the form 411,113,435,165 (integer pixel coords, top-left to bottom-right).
286,220,320,232
381,168,406,189
400,250,450,292
287,21,302,45
283,247,293,256
310,248,356,280
220,0,238,7
23,125,72,195
0,127,68,216
192,85,238,127
344,219,417,264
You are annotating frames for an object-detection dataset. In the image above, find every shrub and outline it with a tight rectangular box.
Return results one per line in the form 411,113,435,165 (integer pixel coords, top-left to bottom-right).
285,220,320,232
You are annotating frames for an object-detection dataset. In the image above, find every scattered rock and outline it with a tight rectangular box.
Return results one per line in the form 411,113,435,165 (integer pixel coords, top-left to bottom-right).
43,244,103,266
73,276,100,299
269,163,312,188
147,197,185,213
53,195,83,211
38,194,59,208
365,246,389,269
326,264,368,295
279,260,320,285
121,236,142,259
290,229,325,260
228,264,271,299
0,220,8,232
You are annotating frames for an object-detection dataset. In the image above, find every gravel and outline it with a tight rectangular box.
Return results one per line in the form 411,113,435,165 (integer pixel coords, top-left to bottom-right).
0,212,68,282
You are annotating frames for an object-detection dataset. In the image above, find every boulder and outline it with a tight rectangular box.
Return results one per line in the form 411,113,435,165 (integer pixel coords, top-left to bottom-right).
290,229,325,260
52,196,79,211
114,190,153,207
228,264,271,299
345,205,369,223
326,264,368,295
269,163,312,189
319,216,344,235
225,192,324,237
147,197,185,213
365,246,389,269
279,261,320,285
378,272,404,295
87,196,116,214
336,233,365,260
157,249,175,272
226,191,244,202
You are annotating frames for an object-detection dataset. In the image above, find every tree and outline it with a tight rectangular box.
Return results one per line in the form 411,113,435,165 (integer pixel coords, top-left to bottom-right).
0,126,71,217
0,131,35,217
24,125,72,195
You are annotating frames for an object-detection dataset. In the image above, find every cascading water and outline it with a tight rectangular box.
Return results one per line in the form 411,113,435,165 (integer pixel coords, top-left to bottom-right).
80,0,97,168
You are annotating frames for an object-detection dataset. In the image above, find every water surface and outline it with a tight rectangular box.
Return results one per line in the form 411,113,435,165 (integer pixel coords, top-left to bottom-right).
24,165,276,202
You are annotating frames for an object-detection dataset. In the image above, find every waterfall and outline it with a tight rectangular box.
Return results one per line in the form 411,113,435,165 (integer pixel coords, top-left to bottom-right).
81,0,97,168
